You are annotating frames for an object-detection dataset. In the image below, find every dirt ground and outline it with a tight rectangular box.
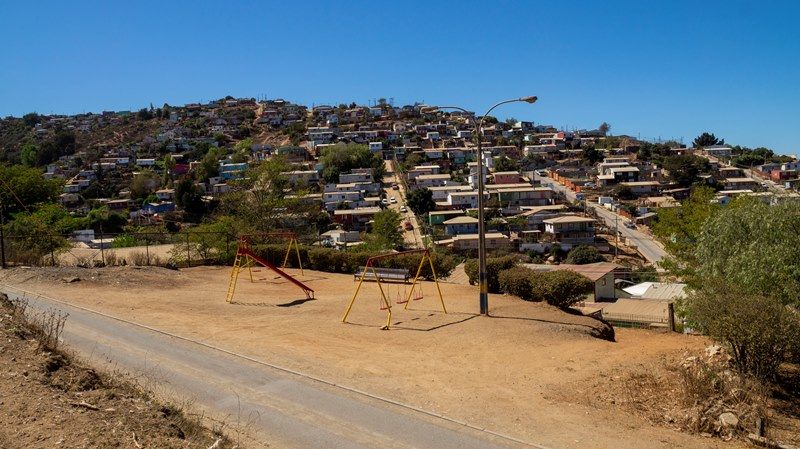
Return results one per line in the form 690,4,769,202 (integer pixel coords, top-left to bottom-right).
0,294,231,449
0,266,753,449
57,244,176,266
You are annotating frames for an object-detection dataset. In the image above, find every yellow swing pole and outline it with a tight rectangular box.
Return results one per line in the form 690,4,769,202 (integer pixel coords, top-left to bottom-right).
294,238,304,276
246,255,255,283
371,265,392,329
281,239,292,270
403,253,427,310
341,266,367,323
428,253,447,314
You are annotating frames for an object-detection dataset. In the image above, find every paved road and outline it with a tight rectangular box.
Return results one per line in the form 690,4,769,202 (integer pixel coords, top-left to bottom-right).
383,160,423,248
3,286,537,449
535,174,667,265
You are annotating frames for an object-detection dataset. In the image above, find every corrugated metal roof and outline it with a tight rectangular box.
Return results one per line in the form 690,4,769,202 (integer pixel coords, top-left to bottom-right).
600,299,670,321
623,282,686,300
521,262,619,282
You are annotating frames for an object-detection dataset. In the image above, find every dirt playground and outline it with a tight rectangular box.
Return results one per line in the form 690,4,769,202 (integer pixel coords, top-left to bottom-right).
0,266,748,449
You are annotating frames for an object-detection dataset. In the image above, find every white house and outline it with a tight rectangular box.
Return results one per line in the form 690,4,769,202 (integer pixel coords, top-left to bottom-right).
447,191,481,209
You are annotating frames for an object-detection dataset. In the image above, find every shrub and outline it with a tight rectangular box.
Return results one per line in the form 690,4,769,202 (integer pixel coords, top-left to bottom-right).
498,267,593,307
247,245,457,281
464,255,519,292
111,234,140,248
538,270,594,308
564,245,604,264
498,267,534,300
685,284,800,381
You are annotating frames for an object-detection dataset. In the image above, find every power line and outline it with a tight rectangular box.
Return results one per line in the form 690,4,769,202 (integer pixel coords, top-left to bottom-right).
0,174,31,212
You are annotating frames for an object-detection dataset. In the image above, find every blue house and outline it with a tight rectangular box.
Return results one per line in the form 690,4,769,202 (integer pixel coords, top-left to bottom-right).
220,162,248,180
143,202,175,214
443,216,479,235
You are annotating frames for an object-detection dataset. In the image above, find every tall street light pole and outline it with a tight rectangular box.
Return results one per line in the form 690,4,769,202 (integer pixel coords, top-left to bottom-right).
422,96,538,315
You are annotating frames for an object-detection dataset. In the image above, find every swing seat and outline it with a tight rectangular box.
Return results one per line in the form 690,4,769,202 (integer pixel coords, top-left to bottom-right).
396,297,409,304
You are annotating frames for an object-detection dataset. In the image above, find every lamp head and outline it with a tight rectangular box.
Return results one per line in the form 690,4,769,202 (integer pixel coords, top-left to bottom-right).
520,96,538,104
420,106,439,113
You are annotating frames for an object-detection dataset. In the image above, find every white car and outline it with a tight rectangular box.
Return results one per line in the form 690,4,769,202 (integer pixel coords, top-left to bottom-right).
390,197,397,204
400,206,407,213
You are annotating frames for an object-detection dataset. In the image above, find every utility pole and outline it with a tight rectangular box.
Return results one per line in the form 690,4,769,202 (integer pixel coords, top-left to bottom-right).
421,96,538,316
615,213,619,258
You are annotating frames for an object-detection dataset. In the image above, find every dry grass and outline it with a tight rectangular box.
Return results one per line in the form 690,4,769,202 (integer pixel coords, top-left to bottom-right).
0,292,235,448
596,346,799,444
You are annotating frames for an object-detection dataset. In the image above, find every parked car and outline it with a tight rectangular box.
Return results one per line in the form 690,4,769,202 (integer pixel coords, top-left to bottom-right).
392,185,400,190
399,206,407,213
624,221,636,229
381,198,389,206
390,197,397,204
404,220,413,230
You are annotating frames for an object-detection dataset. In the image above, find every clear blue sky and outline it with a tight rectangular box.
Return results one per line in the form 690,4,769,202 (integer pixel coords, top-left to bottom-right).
2,0,798,155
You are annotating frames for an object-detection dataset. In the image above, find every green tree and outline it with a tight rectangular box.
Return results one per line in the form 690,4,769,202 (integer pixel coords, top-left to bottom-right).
0,165,62,217
4,204,75,262
284,122,306,146
498,267,593,308
731,147,774,167
658,197,800,380
582,147,603,164
20,143,38,167
685,281,799,381
231,138,253,163
197,147,221,181
85,207,128,233
129,170,160,201
36,130,77,166
565,245,604,264
137,108,154,120
369,209,403,249
613,185,635,200
692,132,723,148
174,178,205,217
652,186,718,268
220,156,322,236
162,154,176,185
662,154,711,187
691,199,800,306
493,156,520,172
318,143,385,183
406,187,436,215
22,112,41,127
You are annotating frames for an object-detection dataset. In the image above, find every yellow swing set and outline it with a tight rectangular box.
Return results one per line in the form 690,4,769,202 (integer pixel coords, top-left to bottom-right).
341,249,446,329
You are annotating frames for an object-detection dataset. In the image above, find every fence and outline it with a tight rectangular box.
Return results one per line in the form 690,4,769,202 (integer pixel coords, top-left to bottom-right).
0,230,244,269
600,303,676,331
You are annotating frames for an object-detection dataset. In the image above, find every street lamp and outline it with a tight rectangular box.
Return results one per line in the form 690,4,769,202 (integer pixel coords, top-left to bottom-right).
423,96,538,315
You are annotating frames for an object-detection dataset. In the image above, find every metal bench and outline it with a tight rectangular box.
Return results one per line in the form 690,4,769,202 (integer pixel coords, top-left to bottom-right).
354,266,410,283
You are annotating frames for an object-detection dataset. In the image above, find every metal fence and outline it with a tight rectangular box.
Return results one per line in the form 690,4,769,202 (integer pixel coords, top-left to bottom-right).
600,311,674,331
0,230,242,269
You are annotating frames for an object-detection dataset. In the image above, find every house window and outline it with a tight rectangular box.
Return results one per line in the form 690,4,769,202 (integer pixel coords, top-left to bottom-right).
601,278,607,286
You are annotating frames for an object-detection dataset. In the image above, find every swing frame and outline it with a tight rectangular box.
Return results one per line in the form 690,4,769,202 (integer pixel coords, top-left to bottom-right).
225,232,312,304
240,232,305,281
341,249,447,329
